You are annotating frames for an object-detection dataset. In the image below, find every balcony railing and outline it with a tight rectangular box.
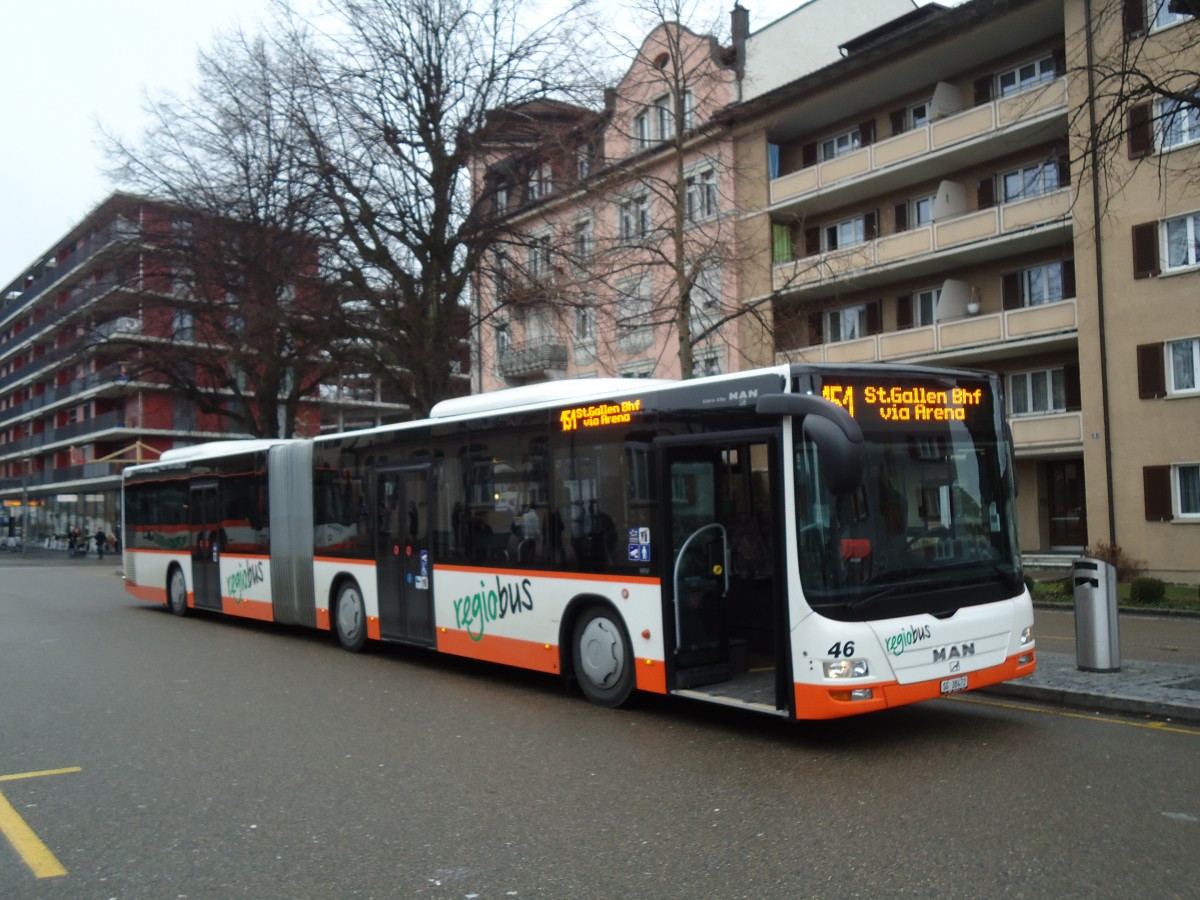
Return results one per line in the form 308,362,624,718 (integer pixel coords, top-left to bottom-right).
498,338,568,378
773,187,1072,295
769,77,1068,209
775,297,1078,367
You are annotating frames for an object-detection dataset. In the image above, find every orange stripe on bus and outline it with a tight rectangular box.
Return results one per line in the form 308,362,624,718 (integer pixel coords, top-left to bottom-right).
434,563,660,586
220,597,275,622
368,618,381,641
125,583,164,603
126,548,187,556
793,651,1037,720
437,628,561,674
635,658,667,694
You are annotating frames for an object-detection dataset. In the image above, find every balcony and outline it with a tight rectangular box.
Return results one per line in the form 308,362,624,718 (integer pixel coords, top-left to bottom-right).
769,77,1068,215
498,338,568,379
775,297,1078,368
1010,410,1084,455
773,187,1072,298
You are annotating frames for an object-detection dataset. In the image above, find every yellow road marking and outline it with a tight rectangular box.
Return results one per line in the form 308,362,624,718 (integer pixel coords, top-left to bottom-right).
950,694,1200,735
0,767,80,879
0,767,81,784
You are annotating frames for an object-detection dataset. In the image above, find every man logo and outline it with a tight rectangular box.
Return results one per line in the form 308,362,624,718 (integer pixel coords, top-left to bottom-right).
932,642,975,663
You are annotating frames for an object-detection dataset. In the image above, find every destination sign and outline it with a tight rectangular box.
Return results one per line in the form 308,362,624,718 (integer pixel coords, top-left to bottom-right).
560,397,643,432
820,382,987,424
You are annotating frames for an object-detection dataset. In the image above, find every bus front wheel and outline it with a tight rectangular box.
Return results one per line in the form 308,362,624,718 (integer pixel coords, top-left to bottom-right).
334,581,367,652
572,606,634,708
167,567,188,617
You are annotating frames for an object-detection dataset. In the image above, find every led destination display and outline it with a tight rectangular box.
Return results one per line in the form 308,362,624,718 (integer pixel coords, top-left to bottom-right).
819,381,989,425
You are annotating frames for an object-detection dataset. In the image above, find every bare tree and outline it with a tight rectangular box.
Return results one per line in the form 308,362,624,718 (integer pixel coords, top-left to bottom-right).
104,30,346,438
1070,0,1199,209
279,0,594,414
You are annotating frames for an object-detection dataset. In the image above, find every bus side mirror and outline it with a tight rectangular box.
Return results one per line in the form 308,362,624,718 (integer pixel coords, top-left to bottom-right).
802,414,864,496
756,393,864,496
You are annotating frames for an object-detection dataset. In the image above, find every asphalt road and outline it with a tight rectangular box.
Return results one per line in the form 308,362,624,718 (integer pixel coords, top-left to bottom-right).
2,565,1198,898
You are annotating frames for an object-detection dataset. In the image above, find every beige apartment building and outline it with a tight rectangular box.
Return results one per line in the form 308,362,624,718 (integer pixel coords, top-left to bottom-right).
470,0,1198,581
736,0,1197,581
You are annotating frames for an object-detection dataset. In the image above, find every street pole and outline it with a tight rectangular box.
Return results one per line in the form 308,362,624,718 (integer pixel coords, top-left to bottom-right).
20,456,28,556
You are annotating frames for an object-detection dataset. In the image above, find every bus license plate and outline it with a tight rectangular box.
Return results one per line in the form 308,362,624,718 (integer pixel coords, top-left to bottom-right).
940,676,969,694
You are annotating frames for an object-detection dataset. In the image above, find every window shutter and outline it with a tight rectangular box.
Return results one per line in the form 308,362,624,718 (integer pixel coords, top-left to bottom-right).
1062,257,1076,298
802,142,818,168
1127,103,1153,159
1063,364,1081,411
1137,342,1167,399
1143,466,1173,521
973,76,993,106
866,300,882,336
863,210,877,241
896,295,913,330
894,202,908,233
1058,152,1071,187
1131,222,1160,278
807,313,824,346
804,226,820,257
890,108,907,136
1123,0,1147,36
977,176,995,210
1052,45,1067,77
858,119,876,147
1002,272,1022,310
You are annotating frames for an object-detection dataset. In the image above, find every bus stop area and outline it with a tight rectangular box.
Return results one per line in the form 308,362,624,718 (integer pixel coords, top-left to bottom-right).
3,542,1198,725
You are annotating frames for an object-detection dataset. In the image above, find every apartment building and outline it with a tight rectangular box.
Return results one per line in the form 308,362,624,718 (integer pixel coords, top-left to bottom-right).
0,193,403,545
734,0,1197,580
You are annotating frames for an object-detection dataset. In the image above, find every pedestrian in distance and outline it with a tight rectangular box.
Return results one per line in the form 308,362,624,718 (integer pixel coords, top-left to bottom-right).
94,528,107,561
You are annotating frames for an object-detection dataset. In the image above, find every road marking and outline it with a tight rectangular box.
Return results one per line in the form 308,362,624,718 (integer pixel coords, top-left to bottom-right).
949,695,1200,735
0,767,80,879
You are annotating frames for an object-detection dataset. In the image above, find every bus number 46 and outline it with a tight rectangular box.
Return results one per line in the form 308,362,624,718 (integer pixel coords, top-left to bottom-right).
828,641,855,658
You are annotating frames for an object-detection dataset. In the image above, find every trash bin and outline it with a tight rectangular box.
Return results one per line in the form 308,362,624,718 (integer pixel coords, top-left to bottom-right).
1072,558,1120,672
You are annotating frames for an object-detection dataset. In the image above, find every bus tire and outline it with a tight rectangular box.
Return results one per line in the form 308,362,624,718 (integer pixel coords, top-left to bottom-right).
334,580,367,653
167,566,189,617
572,605,634,708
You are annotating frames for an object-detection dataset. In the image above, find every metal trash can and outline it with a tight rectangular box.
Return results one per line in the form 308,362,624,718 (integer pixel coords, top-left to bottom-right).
1072,558,1120,672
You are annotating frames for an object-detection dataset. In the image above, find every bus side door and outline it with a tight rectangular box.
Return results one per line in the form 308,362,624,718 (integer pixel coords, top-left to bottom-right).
374,465,435,645
189,481,222,611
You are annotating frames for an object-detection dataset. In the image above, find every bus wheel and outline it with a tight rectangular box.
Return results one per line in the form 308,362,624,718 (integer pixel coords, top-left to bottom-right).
334,581,367,652
167,567,188,617
572,606,634,708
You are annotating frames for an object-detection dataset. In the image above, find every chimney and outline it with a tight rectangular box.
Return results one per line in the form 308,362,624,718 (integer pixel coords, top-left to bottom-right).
731,3,749,82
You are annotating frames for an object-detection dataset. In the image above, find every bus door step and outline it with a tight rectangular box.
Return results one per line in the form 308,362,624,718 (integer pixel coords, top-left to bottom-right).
675,662,731,689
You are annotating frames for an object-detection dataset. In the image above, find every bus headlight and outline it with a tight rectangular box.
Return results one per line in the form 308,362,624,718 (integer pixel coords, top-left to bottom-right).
823,658,869,679
1019,626,1034,647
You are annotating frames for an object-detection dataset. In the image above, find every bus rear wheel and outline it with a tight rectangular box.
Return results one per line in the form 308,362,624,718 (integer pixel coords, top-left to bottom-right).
334,581,367,652
572,606,635,708
167,567,188,617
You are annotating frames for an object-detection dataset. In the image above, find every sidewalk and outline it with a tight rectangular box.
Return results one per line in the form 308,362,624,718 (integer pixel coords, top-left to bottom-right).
4,543,1198,723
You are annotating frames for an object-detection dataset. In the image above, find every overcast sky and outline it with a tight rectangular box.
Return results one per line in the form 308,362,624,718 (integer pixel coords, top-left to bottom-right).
0,0,923,284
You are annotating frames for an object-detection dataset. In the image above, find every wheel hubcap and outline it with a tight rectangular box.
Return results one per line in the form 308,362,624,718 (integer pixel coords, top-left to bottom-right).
579,617,624,688
338,590,362,639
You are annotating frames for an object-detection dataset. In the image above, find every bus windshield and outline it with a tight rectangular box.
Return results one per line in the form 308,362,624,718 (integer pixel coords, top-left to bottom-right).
793,372,1022,622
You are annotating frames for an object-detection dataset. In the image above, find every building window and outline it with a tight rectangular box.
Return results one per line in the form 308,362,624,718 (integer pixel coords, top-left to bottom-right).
821,129,861,161
1168,337,1200,393
682,90,696,131
618,194,651,241
690,262,721,332
1020,261,1067,306
572,219,593,264
692,350,724,377
1002,160,1059,202
171,309,194,342
997,55,1056,97
824,216,867,251
1164,212,1200,271
527,233,552,280
912,287,940,326
912,195,935,227
1159,97,1200,150
495,324,510,366
617,277,653,353
1178,464,1200,517
686,167,718,222
575,302,595,342
632,111,650,151
576,145,592,180
826,304,868,343
1150,0,1192,30
653,95,673,141
494,182,509,216
1009,367,1065,416
909,101,931,129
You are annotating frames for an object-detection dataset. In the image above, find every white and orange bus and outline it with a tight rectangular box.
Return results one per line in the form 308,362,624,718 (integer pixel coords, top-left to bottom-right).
123,363,1036,720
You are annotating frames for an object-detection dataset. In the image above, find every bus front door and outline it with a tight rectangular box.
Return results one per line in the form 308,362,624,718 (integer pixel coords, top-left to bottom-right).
374,466,435,645
189,482,222,611
663,436,786,709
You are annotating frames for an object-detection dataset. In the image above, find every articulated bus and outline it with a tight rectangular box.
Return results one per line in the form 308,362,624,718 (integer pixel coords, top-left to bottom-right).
123,363,1036,720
